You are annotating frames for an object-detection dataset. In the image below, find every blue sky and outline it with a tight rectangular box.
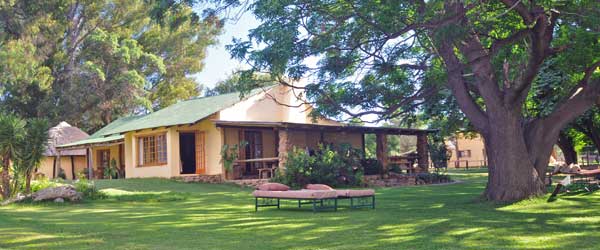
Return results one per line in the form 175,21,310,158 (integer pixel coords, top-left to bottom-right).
191,11,260,89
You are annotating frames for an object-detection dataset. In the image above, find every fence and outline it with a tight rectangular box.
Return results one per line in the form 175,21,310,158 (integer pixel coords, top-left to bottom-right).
450,160,487,169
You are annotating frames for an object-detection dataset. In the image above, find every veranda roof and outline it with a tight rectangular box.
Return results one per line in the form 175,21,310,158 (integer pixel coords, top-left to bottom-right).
213,120,437,135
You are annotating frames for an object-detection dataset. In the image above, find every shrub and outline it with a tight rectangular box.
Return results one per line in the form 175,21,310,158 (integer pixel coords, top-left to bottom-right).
389,164,402,174
273,144,363,189
29,177,58,193
74,173,106,200
416,168,452,184
104,159,118,179
361,158,383,175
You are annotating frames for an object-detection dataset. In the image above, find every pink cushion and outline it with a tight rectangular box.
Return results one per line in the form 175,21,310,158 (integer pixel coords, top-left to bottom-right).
253,190,337,199
257,183,290,191
305,184,334,190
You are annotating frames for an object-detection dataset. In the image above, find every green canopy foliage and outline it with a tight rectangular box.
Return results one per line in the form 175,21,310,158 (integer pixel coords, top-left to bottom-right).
223,0,600,201
0,0,221,131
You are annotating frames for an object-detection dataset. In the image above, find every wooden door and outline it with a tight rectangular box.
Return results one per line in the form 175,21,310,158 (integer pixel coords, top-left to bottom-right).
195,131,206,174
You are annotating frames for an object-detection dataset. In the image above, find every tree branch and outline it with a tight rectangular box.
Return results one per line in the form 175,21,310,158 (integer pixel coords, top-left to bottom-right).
499,0,534,24
436,39,489,133
542,62,600,134
490,28,531,55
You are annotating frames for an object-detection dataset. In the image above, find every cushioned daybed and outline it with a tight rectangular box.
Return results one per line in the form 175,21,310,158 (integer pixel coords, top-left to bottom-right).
305,184,375,209
252,183,375,212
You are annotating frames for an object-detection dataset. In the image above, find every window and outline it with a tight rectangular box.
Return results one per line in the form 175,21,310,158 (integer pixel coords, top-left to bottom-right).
458,150,471,158
137,134,167,166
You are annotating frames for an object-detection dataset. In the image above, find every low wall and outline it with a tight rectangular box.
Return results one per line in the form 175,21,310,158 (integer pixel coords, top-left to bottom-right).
174,175,223,184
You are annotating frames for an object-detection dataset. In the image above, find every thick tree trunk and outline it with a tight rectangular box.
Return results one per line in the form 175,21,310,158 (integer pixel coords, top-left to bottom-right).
1,157,11,199
25,170,32,194
482,113,545,202
557,131,577,164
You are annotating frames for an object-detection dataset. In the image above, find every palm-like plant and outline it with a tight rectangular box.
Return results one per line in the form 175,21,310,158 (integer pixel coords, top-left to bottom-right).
0,114,26,199
17,119,49,193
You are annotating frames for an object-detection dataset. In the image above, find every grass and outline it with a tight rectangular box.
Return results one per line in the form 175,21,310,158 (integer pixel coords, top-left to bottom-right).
1,169,600,250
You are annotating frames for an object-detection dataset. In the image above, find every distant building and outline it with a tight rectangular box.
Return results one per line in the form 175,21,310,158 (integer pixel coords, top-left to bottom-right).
37,122,89,179
446,134,487,168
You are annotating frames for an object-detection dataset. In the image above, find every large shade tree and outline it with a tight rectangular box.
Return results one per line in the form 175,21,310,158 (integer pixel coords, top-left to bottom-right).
0,0,221,131
226,0,600,201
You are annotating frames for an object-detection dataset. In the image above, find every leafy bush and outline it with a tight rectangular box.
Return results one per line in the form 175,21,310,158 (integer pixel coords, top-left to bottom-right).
389,164,403,174
273,144,363,189
74,173,106,200
29,177,59,193
429,134,450,168
104,159,118,179
361,158,383,175
220,141,248,172
416,168,452,184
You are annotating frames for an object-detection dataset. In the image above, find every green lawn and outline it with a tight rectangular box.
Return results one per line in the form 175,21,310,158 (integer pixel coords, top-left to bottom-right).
1,169,599,250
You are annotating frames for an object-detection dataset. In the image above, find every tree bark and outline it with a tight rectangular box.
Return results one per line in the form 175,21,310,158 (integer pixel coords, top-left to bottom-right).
25,170,32,194
556,130,577,164
1,157,11,199
481,111,546,201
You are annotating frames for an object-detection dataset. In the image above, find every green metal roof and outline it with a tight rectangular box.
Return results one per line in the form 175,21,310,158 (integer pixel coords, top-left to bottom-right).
58,134,124,148
107,89,266,134
88,115,145,138
57,87,271,148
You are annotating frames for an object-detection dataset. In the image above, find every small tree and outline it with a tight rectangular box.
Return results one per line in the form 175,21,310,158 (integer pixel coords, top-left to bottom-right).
16,119,49,193
0,114,26,199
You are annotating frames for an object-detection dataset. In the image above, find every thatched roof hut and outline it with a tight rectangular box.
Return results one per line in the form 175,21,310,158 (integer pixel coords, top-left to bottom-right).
45,122,89,157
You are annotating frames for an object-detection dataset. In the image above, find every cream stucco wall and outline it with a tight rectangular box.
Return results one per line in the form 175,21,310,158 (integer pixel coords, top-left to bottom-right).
37,155,87,180
219,85,318,123
447,135,487,168
123,117,223,178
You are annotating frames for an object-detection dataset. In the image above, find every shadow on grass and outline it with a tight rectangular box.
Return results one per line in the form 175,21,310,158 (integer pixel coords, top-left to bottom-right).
1,171,600,250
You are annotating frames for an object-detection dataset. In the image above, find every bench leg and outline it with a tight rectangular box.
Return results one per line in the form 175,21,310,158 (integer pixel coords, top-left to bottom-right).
312,199,317,212
334,198,338,211
255,197,258,212
298,199,301,208
372,195,376,209
277,198,280,209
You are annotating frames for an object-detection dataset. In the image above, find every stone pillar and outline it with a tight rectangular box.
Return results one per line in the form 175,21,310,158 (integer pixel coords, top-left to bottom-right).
87,147,94,179
278,129,290,170
375,133,388,172
417,133,429,172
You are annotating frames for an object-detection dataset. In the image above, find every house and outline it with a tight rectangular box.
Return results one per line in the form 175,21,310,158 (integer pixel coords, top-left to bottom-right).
58,85,435,180
446,134,487,168
37,122,90,180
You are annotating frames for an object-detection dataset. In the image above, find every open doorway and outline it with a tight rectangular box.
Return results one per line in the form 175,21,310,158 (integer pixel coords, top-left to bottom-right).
179,133,197,174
